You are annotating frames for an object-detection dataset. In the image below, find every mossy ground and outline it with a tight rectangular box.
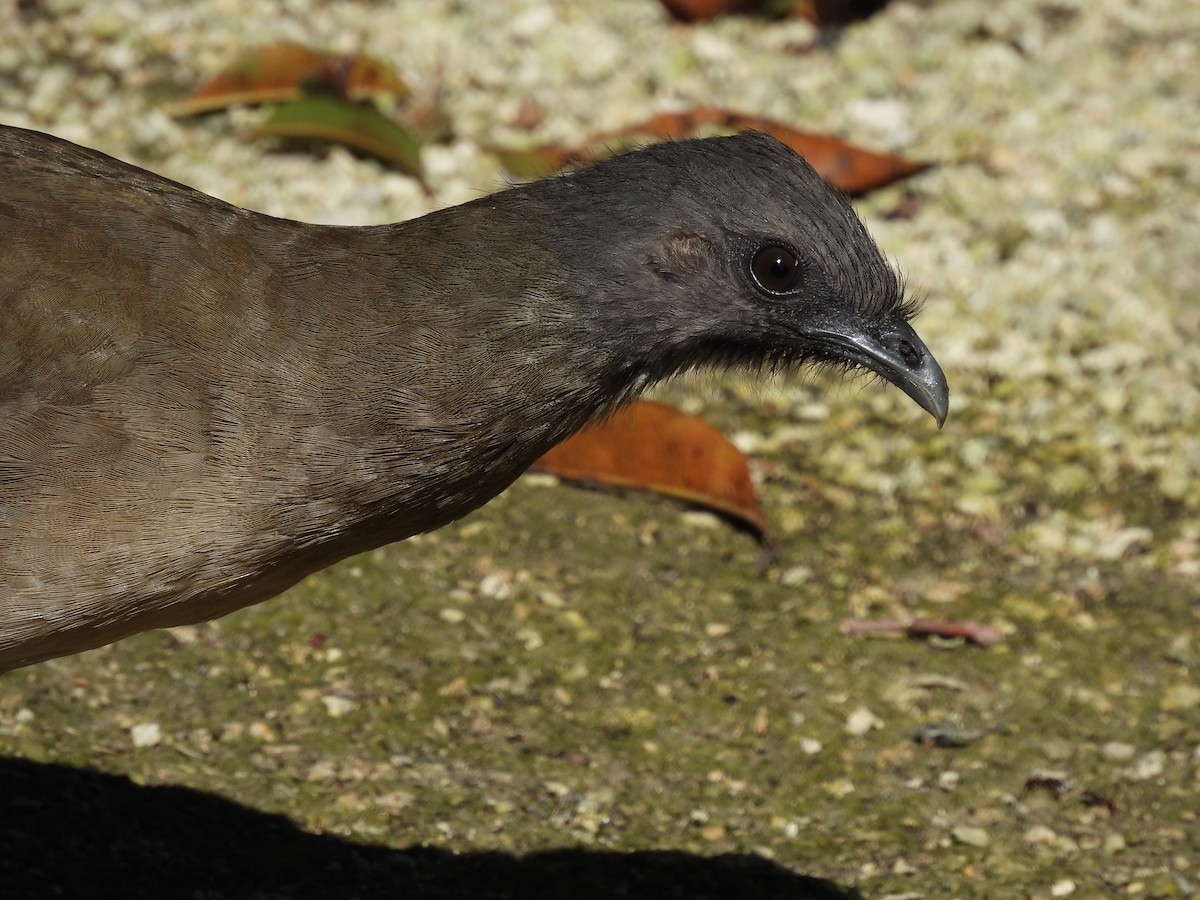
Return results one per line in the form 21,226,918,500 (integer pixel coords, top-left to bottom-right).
3,375,1197,898
2,1,1199,897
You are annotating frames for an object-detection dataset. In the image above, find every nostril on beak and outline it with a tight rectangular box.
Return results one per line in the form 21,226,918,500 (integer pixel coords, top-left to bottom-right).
897,338,923,368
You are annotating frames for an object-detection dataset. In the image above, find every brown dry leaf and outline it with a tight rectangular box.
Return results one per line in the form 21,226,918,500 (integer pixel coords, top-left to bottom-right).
603,108,930,195
660,0,889,24
533,400,772,542
727,114,930,194
166,42,409,117
659,0,762,21
497,108,929,195
794,0,892,26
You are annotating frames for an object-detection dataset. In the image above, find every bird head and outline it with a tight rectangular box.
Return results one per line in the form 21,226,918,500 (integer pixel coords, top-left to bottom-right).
529,131,948,427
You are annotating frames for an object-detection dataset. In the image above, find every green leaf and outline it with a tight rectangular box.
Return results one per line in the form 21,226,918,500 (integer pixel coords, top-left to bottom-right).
254,97,422,177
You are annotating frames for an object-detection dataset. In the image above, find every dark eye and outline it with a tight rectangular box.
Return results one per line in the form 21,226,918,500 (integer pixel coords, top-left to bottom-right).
749,244,803,295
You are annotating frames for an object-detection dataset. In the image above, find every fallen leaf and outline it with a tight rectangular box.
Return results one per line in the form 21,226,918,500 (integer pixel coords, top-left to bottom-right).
533,400,772,542
659,0,762,21
794,0,891,26
766,125,930,195
660,0,890,24
497,108,930,195
166,42,409,117
252,97,422,177
604,108,931,194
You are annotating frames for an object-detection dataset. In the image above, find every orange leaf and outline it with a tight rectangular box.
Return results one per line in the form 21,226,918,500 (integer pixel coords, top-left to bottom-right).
499,108,930,195
719,111,930,194
795,1,892,27
606,109,725,139
658,0,761,21
659,0,890,24
166,42,409,118
533,400,772,542
606,108,931,194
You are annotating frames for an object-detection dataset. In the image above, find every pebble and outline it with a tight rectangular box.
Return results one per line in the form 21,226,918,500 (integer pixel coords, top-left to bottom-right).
1101,741,1137,762
845,706,884,736
130,722,161,748
1126,750,1167,781
321,696,357,718
952,825,990,848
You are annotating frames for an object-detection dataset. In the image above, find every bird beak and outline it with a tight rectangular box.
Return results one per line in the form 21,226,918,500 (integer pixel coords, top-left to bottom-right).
808,321,949,427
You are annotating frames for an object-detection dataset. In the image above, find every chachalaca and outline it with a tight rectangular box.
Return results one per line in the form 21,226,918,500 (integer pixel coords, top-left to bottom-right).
0,126,947,671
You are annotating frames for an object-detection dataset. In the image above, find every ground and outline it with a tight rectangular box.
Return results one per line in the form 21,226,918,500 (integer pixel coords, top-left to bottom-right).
1,1,1198,897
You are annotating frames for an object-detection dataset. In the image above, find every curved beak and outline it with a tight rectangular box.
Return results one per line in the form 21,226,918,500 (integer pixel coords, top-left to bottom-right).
810,321,949,427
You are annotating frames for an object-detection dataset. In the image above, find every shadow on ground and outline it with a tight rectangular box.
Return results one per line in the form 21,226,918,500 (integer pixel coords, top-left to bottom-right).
0,757,860,900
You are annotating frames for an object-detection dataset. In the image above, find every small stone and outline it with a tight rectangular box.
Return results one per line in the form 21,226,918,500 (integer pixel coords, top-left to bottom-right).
1161,683,1200,711
844,97,912,143
1093,526,1153,560
130,722,161,748
780,565,811,587
1024,825,1057,846
730,430,762,453
1101,741,1137,761
247,720,276,742
952,825,990,847
538,590,565,608
892,858,917,876
822,778,855,799
1126,750,1166,780
680,511,722,530
478,573,512,600
845,706,884,736
1050,879,1076,896
517,627,543,650
322,695,357,718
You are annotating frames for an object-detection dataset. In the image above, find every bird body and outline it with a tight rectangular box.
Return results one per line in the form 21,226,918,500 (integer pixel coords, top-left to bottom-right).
0,126,945,671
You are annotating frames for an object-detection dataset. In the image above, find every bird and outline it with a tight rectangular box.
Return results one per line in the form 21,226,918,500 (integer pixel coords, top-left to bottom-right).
0,125,947,672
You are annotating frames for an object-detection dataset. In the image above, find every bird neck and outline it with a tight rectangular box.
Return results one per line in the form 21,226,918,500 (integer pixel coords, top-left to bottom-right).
253,218,645,556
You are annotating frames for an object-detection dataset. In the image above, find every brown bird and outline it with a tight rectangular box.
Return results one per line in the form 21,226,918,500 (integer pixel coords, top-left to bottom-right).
0,126,947,671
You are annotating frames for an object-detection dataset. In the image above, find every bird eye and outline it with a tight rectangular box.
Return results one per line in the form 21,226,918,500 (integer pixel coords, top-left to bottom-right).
749,244,803,295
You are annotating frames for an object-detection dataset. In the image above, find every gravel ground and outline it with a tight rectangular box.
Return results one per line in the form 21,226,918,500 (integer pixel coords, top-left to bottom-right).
1,1,1198,898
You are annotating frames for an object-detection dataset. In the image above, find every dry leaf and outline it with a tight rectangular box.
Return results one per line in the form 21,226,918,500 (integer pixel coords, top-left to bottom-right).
533,401,771,542
166,42,409,117
497,107,930,195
